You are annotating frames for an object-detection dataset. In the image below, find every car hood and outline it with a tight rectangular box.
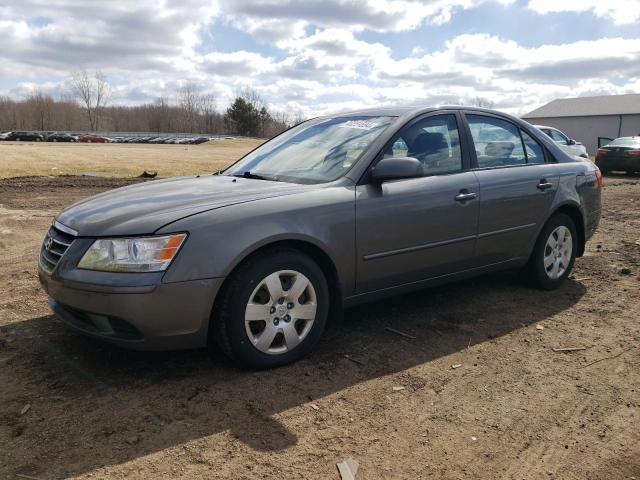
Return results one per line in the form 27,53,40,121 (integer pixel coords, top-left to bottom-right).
56,175,314,237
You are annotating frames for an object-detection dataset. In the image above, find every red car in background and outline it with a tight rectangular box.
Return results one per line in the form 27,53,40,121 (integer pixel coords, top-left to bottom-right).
79,134,111,143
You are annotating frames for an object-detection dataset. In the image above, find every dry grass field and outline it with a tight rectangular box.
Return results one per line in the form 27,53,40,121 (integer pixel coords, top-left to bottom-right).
0,139,264,178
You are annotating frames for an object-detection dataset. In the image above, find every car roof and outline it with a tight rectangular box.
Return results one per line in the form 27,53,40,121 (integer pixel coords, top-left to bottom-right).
327,105,507,118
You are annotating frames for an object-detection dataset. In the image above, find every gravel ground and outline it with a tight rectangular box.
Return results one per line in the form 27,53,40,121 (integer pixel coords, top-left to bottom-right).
0,174,638,480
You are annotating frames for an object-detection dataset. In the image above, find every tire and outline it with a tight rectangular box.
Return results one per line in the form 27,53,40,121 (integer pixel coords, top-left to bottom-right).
524,213,577,290
212,248,330,369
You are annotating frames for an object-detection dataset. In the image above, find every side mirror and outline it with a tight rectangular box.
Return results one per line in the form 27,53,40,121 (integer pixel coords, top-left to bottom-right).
567,138,576,145
371,157,422,183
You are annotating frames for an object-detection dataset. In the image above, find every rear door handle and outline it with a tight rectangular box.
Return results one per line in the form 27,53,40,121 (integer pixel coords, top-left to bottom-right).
455,191,477,202
537,179,553,191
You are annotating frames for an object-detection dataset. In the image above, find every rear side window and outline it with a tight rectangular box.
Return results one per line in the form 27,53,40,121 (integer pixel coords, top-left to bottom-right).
521,131,545,164
608,137,640,147
467,115,526,168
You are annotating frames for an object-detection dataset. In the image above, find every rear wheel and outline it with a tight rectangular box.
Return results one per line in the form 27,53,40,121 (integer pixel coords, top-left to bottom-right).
212,248,329,369
524,213,577,290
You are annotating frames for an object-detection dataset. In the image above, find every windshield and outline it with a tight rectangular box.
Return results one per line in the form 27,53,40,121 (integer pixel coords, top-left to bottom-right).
608,137,640,147
224,116,394,183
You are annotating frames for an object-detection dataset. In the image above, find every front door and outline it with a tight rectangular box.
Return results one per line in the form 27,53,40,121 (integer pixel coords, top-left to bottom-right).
355,113,479,293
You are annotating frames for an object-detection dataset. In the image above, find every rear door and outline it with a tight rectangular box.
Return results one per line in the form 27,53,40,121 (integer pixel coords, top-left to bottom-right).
463,112,559,266
355,112,479,293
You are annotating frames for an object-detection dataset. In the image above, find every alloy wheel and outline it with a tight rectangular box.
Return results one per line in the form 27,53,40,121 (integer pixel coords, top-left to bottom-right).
543,225,573,279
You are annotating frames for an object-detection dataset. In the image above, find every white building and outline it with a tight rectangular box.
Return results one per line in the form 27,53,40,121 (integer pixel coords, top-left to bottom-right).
522,94,640,154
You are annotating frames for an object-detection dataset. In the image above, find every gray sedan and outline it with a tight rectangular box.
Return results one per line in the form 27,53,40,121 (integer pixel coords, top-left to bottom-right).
38,106,603,369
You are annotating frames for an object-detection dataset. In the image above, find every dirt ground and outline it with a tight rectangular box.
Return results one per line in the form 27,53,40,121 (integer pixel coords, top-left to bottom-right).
0,174,639,480
0,139,263,178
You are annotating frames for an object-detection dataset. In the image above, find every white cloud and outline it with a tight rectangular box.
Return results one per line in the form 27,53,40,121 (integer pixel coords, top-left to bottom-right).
527,0,640,25
220,0,514,42
0,0,218,72
0,0,638,118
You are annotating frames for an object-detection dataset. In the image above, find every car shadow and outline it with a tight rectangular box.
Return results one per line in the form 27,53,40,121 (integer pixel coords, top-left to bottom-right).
1,271,586,478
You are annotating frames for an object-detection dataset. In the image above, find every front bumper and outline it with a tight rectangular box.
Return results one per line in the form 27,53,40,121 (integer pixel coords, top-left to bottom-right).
39,268,223,351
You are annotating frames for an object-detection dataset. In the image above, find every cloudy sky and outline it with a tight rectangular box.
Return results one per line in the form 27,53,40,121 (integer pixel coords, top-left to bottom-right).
0,0,639,116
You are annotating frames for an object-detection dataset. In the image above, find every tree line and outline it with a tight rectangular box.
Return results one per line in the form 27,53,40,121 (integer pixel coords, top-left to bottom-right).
0,70,304,138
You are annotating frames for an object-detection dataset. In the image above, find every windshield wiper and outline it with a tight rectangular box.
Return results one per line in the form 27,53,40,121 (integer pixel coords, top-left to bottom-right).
231,171,276,181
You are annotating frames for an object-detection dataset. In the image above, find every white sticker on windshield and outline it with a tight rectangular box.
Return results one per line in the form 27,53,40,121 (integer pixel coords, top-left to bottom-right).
340,120,381,130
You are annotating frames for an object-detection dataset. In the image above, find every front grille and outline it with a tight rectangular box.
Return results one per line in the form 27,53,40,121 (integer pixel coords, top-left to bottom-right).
40,223,76,274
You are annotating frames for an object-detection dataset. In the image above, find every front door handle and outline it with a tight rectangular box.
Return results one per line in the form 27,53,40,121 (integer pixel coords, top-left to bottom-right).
537,179,553,191
455,191,477,202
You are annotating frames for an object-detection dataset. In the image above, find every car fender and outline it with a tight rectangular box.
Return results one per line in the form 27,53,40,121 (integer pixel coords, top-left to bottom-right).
158,186,357,296
518,166,584,261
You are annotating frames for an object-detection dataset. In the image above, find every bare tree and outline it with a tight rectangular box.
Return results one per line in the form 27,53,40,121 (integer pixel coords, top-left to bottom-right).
70,70,110,131
177,83,201,133
0,92,232,136
198,93,217,133
25,90,54,131
468,96,495,109
291,110,307,126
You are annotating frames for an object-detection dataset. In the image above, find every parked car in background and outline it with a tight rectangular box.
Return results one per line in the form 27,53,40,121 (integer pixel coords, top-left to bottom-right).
595,136,640,175
47,133,78,142
6,131,44,142
79,134,110,143
534,125,588,158
39,106,602,369
0,131,10,140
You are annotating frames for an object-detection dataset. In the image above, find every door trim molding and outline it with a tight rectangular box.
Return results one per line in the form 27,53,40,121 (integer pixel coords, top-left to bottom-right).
362,222,535,261
363,234,476,261
477,223,536,239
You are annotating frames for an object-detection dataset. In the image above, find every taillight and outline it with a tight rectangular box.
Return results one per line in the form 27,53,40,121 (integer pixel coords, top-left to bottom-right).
627,149,640,157
596,148,609,156
595,168,604,188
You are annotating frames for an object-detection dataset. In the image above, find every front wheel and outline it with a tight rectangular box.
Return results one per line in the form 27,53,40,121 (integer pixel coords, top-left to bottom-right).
212,248,329,369
524,213,577,290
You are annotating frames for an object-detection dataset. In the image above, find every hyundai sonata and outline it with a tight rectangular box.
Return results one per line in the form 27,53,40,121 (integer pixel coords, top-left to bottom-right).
39,106,602,368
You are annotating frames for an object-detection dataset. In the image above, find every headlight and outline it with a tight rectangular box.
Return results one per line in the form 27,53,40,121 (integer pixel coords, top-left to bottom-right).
77,234,186,272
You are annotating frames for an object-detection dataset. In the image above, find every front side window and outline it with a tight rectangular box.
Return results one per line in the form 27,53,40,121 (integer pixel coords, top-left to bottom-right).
382,114,462,176
225,116,394,184
467,115,527,167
